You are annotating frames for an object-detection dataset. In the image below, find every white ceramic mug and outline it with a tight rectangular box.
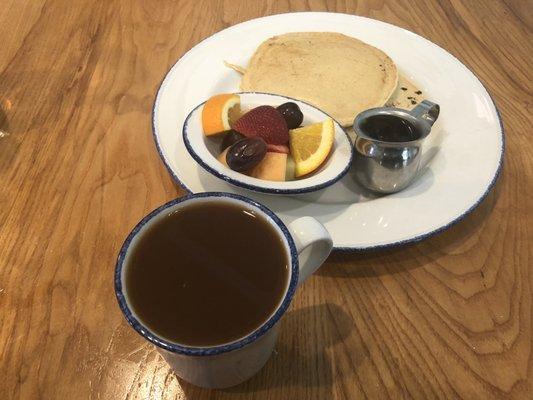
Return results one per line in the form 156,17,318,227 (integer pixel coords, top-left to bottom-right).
114,192,333,388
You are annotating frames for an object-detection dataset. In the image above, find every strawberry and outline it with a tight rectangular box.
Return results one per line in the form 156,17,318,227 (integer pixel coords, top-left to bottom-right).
232,105,289,145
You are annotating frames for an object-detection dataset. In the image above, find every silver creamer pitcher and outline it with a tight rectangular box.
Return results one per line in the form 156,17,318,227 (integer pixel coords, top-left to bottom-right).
352,100,440,194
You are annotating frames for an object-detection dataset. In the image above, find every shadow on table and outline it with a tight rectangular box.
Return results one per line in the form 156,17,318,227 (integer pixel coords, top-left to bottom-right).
319,178,502,278
178,303,354,398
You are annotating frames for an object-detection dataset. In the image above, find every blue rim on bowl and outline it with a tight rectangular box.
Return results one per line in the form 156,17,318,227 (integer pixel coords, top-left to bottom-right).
114,192,299,356
182,92,354,195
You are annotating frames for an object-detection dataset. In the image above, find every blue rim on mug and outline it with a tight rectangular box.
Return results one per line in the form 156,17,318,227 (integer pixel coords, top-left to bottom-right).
114,192,299,356
182,92,354,195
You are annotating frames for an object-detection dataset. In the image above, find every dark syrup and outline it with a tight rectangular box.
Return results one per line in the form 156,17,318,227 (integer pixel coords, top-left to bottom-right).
361,114,420,142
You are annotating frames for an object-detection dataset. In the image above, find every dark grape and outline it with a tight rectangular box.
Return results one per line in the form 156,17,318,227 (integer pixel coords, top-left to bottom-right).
276,102,303,129
220,130,245,152
226,137,267,172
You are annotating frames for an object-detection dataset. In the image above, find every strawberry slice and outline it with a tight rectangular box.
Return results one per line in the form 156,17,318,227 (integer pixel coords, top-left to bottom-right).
267,144,290,154
232,105,289,145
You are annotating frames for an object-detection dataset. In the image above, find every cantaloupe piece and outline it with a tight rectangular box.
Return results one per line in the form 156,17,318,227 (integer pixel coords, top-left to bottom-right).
248,152,287,181
218,148,229,167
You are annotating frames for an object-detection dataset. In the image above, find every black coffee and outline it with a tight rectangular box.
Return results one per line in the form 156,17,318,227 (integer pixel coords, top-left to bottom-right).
361,114,419,142
125,201,289,347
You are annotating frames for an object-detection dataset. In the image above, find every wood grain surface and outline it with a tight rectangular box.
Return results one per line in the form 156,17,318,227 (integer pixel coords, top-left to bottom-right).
0,1,531,399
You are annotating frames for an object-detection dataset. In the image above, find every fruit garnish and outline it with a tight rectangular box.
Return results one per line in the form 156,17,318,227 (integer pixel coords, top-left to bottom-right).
218,148,229,168
220,130,245,152
232,105,289,145
202,94,240,136
248,152,287,181
266,143,289,154
285,155,296,181
289,118,335,177
276,102,303,129
226,137,267,172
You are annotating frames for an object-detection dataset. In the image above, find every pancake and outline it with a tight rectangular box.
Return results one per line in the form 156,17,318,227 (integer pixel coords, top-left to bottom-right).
240,32,398,126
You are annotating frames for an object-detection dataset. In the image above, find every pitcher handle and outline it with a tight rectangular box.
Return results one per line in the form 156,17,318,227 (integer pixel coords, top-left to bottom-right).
287,217,333,285
410,100,440,127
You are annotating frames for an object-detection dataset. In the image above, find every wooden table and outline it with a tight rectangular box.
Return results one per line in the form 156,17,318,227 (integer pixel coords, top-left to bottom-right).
1,1,531,399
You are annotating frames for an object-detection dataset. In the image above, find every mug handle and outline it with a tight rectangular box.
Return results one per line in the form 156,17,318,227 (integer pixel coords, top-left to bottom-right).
287,217,333,285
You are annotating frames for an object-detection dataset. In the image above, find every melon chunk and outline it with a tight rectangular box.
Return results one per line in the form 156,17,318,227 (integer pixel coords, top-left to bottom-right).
217,148,229,167
248,152,287,181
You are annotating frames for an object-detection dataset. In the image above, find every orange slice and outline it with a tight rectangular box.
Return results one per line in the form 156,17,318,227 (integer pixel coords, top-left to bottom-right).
289,118,334,177
201,94,240,136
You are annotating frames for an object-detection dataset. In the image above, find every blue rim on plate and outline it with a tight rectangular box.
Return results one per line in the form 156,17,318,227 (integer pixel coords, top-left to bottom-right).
114,192,299,356
151,12,505,252
182,92,354,195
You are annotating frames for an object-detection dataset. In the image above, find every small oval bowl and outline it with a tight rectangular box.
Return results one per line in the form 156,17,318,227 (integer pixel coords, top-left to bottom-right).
183,92,354,195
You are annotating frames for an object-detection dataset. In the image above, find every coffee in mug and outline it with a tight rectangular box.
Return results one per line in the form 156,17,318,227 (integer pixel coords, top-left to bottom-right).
124,201,290,347
115,192,332,388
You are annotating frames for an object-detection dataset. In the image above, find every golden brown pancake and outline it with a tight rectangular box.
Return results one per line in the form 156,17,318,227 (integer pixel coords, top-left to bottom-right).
240,32,398,126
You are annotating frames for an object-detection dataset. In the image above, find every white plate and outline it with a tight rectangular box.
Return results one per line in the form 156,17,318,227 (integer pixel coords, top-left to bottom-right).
183,92,354,195
152,12,503,250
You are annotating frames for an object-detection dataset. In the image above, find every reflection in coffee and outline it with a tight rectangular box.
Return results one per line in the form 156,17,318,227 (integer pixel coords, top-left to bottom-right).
125,201,289,347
